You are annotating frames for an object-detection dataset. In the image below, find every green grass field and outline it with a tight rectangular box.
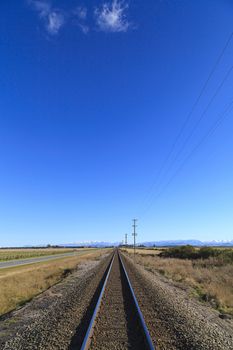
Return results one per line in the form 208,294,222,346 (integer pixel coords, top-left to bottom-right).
0,248,79,261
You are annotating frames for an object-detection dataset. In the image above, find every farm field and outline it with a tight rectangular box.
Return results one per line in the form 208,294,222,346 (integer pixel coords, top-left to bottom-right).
123,246,233,316
0,248,89,261
0,248,108,316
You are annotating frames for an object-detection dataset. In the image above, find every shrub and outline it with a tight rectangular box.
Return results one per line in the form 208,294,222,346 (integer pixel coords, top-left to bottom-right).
159,245,197,259
159,245,233,264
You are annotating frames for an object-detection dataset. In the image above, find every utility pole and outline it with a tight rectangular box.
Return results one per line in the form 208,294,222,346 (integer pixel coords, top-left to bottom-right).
132,219,137,259
125,233,128,246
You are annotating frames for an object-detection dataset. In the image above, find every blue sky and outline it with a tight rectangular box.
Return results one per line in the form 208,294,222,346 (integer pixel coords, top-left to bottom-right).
0,0,233,246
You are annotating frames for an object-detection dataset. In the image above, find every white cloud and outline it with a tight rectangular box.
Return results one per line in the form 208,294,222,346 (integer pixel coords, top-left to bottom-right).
46,11,64,34
95,0,130,32
29,1,133,36
29,0,50,17
29,1,65,35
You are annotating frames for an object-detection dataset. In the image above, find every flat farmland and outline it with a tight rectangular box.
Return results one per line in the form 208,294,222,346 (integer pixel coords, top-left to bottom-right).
0,248,109,316
0,248,88,261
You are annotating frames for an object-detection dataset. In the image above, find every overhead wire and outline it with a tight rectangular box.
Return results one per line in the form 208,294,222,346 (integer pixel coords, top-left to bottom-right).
140,97,233,218
153,63,233,189
139,32,233,212
138,31,233,216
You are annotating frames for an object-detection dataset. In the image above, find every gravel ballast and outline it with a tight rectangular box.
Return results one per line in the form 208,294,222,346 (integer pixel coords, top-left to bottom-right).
0,252,112,350
121,253,233,350
89,252,148,350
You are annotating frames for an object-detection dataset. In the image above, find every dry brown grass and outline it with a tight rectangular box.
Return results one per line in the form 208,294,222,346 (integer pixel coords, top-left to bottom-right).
123,247,162,255
0,249,110,316
124,250,233,315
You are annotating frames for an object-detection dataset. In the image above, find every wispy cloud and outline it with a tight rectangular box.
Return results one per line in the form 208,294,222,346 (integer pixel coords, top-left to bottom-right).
30,0,50,17
78,23,89,34
95,0,130,32
74,6,87,20
28,0,133,36
73,6,89,34
46,11,64,34
29,0,65,35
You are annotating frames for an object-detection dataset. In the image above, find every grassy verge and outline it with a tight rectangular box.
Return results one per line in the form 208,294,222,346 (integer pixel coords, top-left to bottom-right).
122,247,233,316
0,249,110,316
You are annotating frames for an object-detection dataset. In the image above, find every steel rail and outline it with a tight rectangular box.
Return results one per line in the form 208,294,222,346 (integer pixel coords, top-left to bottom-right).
80,252,115,350
80,250,156,350
119,252,156,350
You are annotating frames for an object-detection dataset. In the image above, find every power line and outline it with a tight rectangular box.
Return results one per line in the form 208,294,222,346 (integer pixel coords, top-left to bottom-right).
140,97,233,217
141,63,233,215
139,32,233,212
160,63,233,180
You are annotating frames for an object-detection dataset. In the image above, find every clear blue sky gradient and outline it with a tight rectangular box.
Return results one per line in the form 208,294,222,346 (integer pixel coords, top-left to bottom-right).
1,0,233,246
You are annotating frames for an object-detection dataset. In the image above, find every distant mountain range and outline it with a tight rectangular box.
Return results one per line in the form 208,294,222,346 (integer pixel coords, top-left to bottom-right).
140,239,233,247
3,239,231,249
60,241,118,248
59,239,233,248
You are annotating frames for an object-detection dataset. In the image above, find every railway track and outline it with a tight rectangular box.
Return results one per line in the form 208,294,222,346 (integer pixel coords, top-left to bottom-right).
3,250,233,350
79,249,155,350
